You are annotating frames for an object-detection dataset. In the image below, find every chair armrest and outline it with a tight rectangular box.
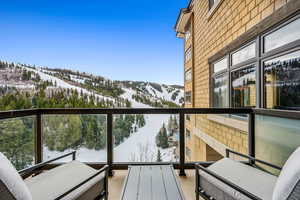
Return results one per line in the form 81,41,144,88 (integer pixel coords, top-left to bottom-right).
18,151,76,175
195,163,263,200
225,149,282,170
54,165,109,200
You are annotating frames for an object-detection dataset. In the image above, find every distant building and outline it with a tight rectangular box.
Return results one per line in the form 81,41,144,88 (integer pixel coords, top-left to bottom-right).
175,0,300,165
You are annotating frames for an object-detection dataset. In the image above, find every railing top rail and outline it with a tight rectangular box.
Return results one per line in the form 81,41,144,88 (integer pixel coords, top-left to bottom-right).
1,108,300,120
0,109,39,120
253,108,300,120
0,108,252,118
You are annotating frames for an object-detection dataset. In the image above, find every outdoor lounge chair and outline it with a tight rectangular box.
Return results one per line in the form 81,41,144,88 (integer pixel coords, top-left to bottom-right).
0,151,108,200
195,147,300,200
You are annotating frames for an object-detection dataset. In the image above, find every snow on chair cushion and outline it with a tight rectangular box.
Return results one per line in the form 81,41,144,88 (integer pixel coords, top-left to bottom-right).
0,152,32,200
273,147,300,200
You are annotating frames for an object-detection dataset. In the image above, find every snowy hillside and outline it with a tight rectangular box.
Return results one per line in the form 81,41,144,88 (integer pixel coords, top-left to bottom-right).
0,61,182,163
0,62,184,108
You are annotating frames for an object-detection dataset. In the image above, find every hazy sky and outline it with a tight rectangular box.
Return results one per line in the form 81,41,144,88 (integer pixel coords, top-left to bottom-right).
0,0,188,85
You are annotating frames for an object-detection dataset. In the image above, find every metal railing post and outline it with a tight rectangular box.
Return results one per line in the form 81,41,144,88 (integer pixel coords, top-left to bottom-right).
35,113,43,164
248,112,255,164
179,112,186,176
107,113,114,176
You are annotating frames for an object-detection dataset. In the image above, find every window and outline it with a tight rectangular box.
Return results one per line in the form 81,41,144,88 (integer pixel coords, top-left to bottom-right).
231,64,256,108
232,43,256,66
210,14,300,111
186,128,191,140
264,51,300,110
212,74,228,107
185,91,192,104
212,57,229,108
185,69,192,81
185,30,191,41
264,17,300,53
185,47,192,62
213,57,228,73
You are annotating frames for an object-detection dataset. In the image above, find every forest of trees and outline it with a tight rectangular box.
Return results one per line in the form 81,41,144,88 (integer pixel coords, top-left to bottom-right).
0,61,182,169
0,62,146,170
156,115,179,149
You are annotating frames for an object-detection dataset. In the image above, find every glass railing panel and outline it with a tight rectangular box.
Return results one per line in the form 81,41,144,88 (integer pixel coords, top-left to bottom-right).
113,114,179,163
255,114,300,175
42,114,107,162
0,116,36,170
185,114,249,162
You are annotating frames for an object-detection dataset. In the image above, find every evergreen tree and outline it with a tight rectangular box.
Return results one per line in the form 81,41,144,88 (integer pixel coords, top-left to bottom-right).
156,123,169,149
156,149,162,162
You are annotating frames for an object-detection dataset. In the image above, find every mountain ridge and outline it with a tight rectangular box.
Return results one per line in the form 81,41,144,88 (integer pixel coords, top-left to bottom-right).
0,61,184,109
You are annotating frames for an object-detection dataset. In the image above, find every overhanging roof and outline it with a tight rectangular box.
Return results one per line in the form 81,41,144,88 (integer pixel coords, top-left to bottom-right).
174,8,192,38
174,0,194,38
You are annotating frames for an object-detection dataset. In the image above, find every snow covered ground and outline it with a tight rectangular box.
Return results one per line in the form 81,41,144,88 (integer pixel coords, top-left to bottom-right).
24,67,115,102
43,114,179,163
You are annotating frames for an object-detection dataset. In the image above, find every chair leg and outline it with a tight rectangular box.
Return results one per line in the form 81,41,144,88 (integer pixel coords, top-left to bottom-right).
195,167,199,200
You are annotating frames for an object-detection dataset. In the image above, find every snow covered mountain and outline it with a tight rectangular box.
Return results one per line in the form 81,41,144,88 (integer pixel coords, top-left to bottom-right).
0,61,184,108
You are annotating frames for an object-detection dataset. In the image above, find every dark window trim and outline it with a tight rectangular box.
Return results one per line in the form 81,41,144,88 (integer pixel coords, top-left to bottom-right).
209,4,300,110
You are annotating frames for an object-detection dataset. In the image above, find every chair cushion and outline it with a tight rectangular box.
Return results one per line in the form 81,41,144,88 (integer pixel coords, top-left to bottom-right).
0,152,32,200
273,147,300,200
25,161,105,200
198,158,277,200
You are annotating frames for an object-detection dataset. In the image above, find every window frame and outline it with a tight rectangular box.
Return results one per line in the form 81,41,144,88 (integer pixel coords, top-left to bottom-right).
209,13,300,111
185,69,192,82
261,14,300,57
210,56,229,108
185,91,192,104
185,46,192,63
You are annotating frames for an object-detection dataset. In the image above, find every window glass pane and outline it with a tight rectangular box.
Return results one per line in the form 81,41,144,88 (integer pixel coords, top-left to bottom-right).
185,47,192,62
113,114,179,162
43,114,107,162
185,30,191,41
213,57,228,73
185,91,192,103
185,69,192,81
213,73,228,107
264,18,300,52
264,51,300,110
255,115,300,175
232,43,256,65
231,64,256,107
0,116,35,170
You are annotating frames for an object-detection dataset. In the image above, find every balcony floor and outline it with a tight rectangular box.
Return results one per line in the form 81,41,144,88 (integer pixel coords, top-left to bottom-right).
108,170,198,200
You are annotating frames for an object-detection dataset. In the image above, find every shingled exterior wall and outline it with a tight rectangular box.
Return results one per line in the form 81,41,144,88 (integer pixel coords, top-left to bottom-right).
182,0,289,161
